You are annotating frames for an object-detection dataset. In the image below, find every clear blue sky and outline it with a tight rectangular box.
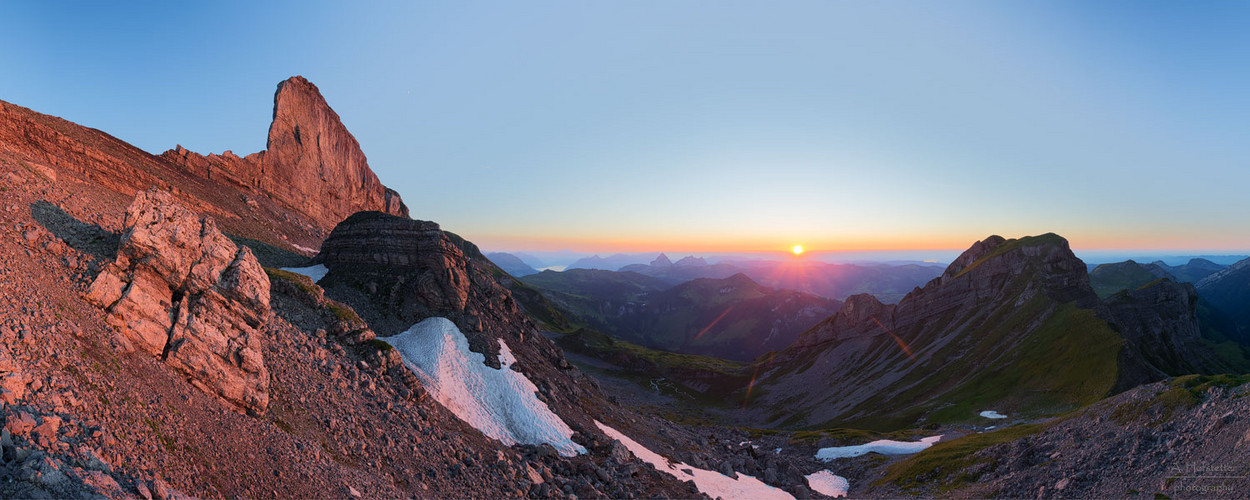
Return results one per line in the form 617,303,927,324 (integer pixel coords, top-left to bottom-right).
3,1,1249,255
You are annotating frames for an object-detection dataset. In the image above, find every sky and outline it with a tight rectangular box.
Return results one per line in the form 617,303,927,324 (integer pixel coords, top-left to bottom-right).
3,1,1250,257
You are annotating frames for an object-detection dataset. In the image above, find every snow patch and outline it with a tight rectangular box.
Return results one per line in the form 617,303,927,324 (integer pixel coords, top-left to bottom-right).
980,410,1008,419
805,470,849,498
815,435,943,461
280,264,328,283
292,243,318,254
594,421,794,500
388,318,586,456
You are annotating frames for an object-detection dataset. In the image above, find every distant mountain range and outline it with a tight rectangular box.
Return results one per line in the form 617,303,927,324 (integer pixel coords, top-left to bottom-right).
621,258,944,304
486,252,540,277
565,253,657,271
520,270,840,361
1197,257,1250,340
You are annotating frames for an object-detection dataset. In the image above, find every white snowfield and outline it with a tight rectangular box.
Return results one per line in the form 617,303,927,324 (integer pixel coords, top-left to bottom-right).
388,317,587,456
815,435,943,461
804,470,849,498
980,410,1008,419
279,264,329,283
595,420,794,500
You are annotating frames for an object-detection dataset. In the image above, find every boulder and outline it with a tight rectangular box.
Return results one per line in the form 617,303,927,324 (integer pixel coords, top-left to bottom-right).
86,189,270,414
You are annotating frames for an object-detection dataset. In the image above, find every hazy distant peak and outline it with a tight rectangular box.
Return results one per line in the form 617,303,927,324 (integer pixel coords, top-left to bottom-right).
673,255,707,267
651,253,673,267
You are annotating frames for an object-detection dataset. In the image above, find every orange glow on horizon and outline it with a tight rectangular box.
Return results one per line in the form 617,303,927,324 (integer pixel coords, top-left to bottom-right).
792,244,804,255
463,229,1250,255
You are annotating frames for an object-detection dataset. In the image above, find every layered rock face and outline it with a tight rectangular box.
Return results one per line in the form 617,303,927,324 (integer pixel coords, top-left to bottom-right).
312,211,609,438
161,76,408,231
1103,279,1235,388
86,189,271,414
315,211,542,369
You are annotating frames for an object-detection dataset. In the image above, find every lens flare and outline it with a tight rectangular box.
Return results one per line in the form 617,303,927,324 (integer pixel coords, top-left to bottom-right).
871,316,915,361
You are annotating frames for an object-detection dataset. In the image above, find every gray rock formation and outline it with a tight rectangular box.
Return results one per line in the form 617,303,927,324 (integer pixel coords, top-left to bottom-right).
1103,279,1238,389
86,189,271,414
751,233,1228,430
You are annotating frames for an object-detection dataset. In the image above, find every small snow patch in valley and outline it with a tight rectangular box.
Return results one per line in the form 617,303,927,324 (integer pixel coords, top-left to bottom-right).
291,243,318,254
388,317,586,456
595,420,794,500
805,470,849,498
980,410,1008,419
280,264,328,283
815,435,943,461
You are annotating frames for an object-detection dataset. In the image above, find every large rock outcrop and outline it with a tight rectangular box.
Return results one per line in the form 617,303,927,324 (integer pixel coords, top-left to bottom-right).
313,212,528,355
310,211,610,440
161,76,408,231
86,189,271,414
1103,278,1237,388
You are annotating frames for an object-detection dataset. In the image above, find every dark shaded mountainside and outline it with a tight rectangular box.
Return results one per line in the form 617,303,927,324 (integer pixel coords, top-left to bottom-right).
0,80,733,499
520,269,841,361
748,234,1250,431
1197,256,1250,340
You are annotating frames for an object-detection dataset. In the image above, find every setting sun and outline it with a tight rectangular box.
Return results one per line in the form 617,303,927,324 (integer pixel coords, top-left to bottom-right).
792,244,804,255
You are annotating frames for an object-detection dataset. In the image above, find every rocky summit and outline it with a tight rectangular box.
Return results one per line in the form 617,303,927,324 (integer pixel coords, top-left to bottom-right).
749,233,1237,431
86,189,271,414
161,76,408,232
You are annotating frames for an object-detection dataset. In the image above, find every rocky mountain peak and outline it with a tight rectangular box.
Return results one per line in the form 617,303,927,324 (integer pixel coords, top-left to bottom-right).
936,233,1094,306
263,76,408,224
158,76,408,234
650,253,673,267
942,234,1007,277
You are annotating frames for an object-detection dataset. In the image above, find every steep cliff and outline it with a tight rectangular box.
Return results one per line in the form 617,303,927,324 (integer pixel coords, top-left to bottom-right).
161,76,408,231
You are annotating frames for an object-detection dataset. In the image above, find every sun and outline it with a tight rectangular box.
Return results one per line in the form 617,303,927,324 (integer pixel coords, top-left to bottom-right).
792,244,804,255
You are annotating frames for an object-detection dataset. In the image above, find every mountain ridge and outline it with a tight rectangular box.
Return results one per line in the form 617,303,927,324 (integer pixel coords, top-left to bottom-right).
749,233,1239,431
